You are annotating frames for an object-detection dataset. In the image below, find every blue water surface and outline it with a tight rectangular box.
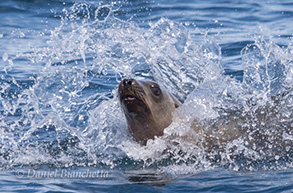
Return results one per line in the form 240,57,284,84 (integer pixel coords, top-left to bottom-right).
0,0,292,192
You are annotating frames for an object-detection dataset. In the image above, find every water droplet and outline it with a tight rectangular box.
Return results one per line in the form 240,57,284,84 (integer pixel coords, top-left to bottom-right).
78,115,84,121
20,32,25,38
2,53,8,61
102,69,108,75
180,67,186,73
95,6,111,21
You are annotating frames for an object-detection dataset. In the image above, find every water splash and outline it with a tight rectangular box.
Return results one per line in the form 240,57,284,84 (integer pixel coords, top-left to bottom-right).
0,3,292,173
145,18,223,101
242,37,287,96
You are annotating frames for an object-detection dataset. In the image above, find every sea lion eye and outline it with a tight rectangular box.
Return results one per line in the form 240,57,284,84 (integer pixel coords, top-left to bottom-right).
150,85,161,96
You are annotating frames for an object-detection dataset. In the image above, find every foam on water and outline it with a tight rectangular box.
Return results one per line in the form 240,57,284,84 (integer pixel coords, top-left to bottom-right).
0,3,292,173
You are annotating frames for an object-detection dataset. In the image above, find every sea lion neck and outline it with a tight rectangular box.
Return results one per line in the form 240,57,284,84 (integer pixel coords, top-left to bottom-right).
126,112,163,145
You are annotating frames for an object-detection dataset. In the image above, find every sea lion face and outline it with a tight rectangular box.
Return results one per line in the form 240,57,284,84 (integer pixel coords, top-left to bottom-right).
118,79,180,145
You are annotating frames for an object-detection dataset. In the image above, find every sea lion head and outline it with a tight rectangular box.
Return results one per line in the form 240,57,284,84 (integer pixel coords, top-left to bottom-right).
118,79,180,145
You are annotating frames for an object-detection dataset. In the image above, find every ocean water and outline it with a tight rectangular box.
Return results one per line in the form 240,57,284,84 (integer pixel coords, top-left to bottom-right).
0,0,292,192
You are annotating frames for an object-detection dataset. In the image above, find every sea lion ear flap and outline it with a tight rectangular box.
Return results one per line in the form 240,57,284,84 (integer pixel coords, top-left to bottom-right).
174,101,180,108
171,94,181,108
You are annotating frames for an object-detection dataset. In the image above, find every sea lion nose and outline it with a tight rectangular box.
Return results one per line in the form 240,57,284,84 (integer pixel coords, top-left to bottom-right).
122,79,134,88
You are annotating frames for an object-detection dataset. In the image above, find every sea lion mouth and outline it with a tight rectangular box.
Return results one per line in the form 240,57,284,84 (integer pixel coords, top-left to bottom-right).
121,93,145,105
122,95,140,102
120,93,150,114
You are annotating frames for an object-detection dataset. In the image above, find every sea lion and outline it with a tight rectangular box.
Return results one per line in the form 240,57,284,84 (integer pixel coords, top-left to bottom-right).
118,78,242,148
118,78,291,158
118,78,181,145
